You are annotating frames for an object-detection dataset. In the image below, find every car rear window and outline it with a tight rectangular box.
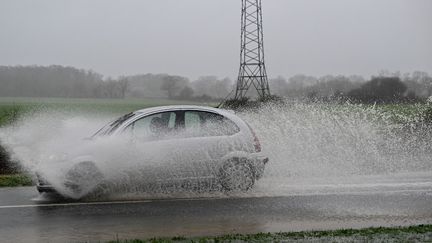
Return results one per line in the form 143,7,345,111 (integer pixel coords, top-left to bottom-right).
184,111,240,137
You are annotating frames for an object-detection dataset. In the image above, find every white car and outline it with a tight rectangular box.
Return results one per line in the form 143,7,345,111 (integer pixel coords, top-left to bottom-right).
36,105,268,198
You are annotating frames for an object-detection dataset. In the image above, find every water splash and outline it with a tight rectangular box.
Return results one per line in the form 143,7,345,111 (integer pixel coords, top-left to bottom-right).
242,102,431,178
0,102,431,199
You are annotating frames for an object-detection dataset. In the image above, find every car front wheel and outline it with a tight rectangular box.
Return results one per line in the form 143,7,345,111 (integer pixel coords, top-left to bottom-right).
64,161,104,198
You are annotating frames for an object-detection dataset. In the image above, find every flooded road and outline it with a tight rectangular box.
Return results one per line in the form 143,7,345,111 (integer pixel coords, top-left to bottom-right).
0,172,431,243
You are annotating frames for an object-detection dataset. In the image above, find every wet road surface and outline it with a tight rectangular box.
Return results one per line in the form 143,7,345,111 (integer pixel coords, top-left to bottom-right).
0,172,431,243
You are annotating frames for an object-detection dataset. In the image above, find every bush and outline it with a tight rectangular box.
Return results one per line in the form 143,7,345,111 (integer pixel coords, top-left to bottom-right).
0,174,33,187
0,144,18,174
223,97,253,110
222,95,284,110
258,94,284,103
347,76,421,104
423,106,432,124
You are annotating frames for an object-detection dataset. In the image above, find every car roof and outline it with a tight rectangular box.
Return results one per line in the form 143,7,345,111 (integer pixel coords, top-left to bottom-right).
135,105,234,116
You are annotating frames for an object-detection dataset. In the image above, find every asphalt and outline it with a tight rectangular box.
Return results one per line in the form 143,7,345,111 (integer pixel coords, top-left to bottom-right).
0,172,431,243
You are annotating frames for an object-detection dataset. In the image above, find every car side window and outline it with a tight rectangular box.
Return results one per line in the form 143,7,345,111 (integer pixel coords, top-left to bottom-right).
184,111,240,137
184,111,201,132
124,112,177,141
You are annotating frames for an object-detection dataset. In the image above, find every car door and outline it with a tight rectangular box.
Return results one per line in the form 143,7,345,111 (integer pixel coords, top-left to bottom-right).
120,111,183,186
166,110,241,182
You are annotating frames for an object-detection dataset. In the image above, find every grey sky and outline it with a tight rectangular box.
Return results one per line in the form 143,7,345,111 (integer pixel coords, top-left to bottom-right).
1,0,431,80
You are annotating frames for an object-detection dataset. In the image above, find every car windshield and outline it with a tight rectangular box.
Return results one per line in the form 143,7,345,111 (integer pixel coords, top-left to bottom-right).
92,112,135,137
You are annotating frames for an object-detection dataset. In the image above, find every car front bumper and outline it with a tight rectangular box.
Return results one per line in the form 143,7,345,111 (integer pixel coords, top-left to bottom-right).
36,184,56,193
36,172,56,193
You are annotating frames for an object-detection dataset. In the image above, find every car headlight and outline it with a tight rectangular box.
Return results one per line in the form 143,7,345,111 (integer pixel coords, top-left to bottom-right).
47,153,68,162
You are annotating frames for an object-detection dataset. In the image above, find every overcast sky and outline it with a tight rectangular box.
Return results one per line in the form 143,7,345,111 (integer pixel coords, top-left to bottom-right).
1,0,431,80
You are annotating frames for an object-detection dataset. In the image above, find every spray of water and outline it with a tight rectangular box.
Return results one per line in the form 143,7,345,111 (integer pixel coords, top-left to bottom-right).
0,102,430,200
241,102,432,178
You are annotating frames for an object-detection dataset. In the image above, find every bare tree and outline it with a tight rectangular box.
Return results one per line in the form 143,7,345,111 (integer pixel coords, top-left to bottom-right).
161,75,189,99
118,77,129,99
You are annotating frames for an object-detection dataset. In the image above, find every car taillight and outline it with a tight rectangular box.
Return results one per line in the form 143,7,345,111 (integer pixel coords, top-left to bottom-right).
246,123,261,152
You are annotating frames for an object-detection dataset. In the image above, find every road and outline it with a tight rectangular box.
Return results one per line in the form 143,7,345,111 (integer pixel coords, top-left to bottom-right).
0,172,431,243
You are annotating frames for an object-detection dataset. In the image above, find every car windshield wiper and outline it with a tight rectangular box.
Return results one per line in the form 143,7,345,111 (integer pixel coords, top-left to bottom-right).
92,112,135,137
108,112,135,132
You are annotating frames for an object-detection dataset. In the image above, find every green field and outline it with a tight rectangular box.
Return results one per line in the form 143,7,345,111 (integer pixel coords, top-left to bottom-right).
0,97,215,127
0,97,429,127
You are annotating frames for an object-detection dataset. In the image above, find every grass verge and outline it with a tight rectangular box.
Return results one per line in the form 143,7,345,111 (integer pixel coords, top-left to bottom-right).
108,224,432,242
0,174,33,187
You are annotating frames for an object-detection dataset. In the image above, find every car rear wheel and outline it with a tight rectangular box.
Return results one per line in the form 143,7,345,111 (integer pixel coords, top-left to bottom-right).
219,157,255,192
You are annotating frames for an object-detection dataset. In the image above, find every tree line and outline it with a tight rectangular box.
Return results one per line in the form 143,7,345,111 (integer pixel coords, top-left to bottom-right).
0,66,129,98
0,65,431,103
0,66,232,101
269,71,432,103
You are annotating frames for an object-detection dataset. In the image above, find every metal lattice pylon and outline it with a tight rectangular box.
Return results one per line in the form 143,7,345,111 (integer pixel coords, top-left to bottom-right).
235,0,271,99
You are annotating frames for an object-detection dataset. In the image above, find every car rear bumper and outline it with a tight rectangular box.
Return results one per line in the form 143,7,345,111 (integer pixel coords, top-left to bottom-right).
250,155,268,180
252,155,269,164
